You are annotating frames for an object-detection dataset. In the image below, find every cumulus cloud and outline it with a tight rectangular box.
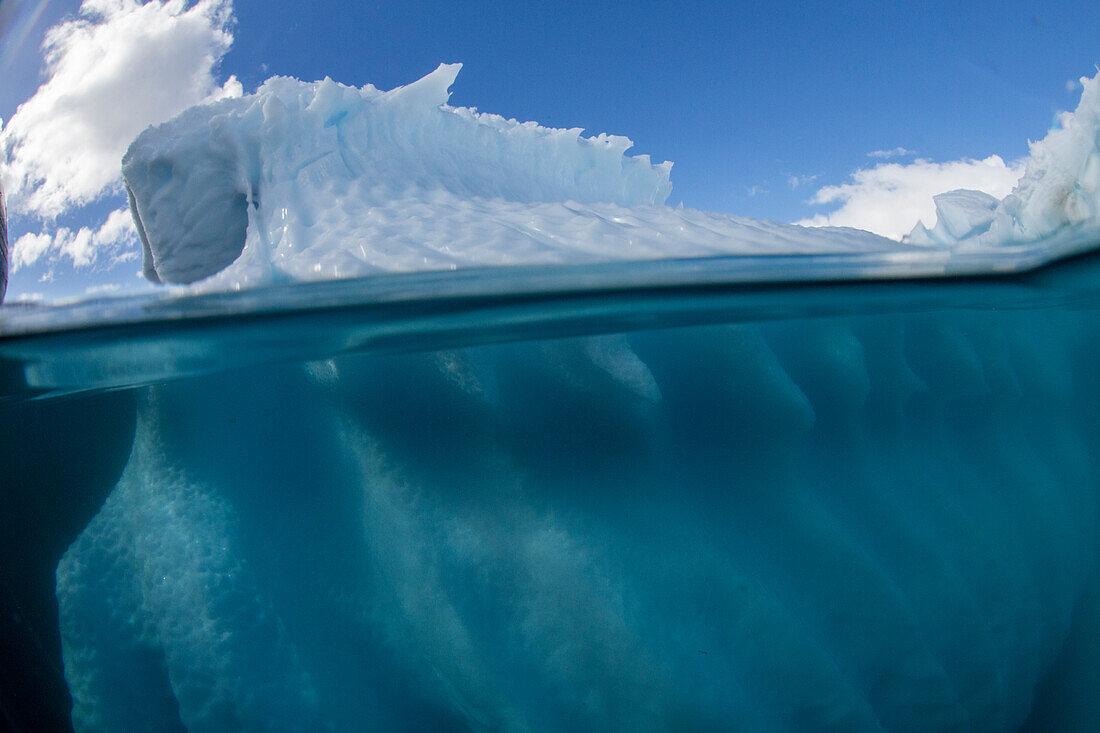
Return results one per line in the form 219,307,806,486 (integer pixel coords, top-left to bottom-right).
0,0,241,221
797,155,1025,240
11,231,52,270
12,206,138,270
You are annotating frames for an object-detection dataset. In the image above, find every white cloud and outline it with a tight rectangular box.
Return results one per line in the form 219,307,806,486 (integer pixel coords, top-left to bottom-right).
797,155,1025,240
95,207,138,250
787,174,817,189
0,0,241,220
867,147,917,159
11,231,52,270
12,206,138,270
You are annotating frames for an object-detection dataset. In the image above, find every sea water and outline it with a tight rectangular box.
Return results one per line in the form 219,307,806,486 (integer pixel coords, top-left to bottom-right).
2,253,1100,732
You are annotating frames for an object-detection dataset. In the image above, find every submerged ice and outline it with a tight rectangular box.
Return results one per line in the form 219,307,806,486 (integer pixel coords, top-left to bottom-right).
52,304,1100,731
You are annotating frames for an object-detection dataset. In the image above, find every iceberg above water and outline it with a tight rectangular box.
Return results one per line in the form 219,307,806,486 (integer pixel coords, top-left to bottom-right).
122,63,905,290
121,64,1100,292
908,72,1100,248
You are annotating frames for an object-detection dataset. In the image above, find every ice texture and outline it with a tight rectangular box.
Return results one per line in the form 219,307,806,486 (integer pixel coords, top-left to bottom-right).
909,71,1100,247
122,65,1100,290
906,189,1000,246
122,63,903,288
54,306,1100,731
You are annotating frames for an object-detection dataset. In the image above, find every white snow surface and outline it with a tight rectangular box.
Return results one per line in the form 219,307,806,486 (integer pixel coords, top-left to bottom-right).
122,63,902,289
909,71,1100,247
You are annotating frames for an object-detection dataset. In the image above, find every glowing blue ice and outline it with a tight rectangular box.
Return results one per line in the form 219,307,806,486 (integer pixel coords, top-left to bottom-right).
52,307,1100,731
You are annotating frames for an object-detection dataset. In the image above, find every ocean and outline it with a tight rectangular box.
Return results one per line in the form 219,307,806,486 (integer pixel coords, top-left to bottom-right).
2,252,1100,731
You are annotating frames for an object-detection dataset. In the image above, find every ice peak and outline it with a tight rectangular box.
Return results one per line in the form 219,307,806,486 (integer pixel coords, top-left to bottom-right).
384,62,462,107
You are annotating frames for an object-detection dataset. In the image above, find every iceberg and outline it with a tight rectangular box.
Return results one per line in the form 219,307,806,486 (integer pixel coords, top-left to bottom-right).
121,63,906,289
909,72,1100,248
121,65,1100,293
5,61,1100,733
905,189,1001,246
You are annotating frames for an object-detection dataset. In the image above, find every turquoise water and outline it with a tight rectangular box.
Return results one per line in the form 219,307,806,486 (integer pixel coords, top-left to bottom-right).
3,252,1100,731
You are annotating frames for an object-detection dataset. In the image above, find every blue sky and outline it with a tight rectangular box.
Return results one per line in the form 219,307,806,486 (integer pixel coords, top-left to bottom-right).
1,0,1099,301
